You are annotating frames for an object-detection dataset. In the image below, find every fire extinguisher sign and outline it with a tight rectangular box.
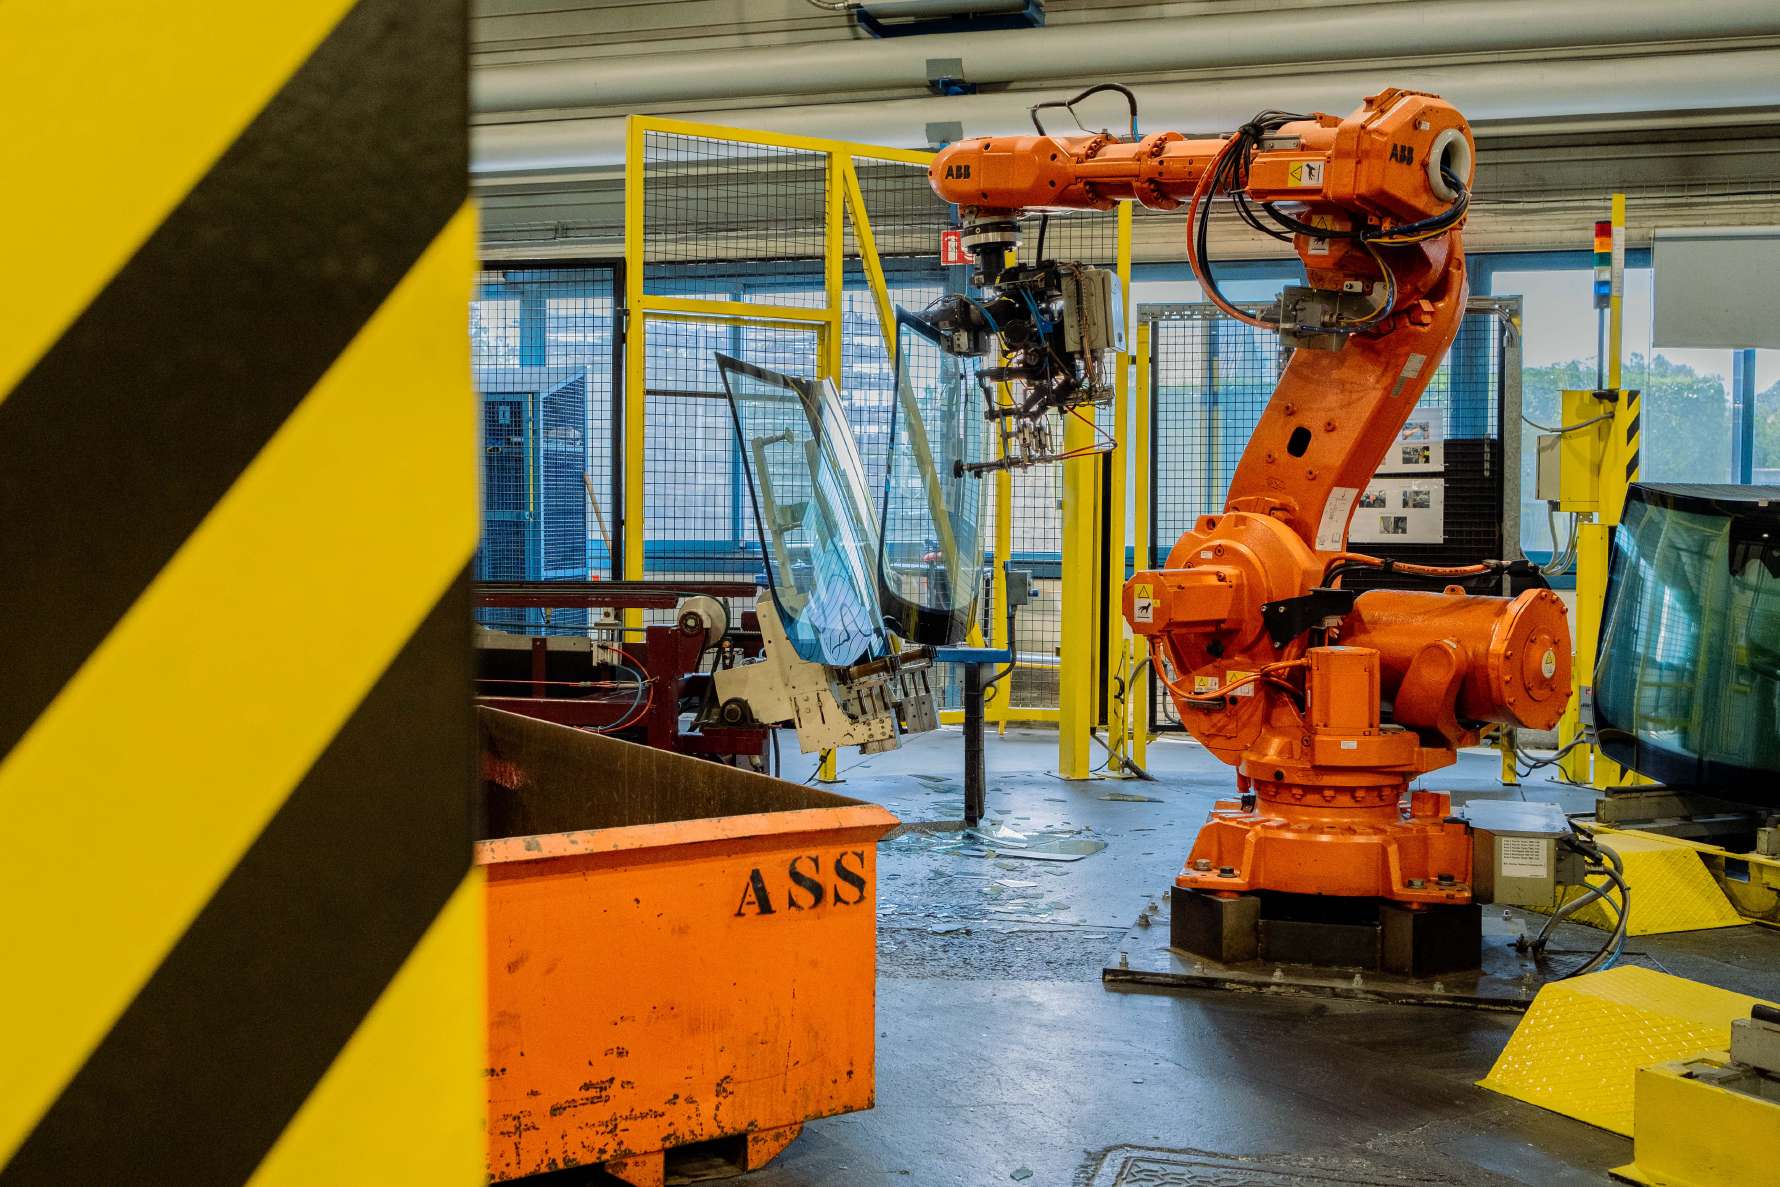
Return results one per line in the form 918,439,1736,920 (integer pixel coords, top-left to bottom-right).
940,228,970,266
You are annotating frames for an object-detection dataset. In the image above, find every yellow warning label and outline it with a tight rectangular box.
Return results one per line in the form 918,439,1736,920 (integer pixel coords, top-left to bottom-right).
1193,675,1220,694
1131,582,1154,624
1287,160,1325,187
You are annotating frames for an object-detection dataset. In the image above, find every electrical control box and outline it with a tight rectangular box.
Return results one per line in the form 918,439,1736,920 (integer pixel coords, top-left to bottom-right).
1005,566,1038,606
1536,433,1562,503
1554,388,1612,513
1461,799,1581,907
1060,267,1126,356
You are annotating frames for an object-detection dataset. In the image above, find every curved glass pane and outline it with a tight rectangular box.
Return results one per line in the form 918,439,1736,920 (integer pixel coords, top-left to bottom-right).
717,353,887,668
1597,483,1780,798
879,309,988,645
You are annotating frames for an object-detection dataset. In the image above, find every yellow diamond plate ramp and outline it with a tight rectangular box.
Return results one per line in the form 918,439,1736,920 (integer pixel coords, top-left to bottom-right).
1541,830,1745,935
1612,1056,1780,1187
1480,966,1776,1136
1611,829,1780,929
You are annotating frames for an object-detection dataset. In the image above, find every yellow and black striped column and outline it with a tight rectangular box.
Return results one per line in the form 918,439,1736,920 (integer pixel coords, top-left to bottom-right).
1,4,483,1184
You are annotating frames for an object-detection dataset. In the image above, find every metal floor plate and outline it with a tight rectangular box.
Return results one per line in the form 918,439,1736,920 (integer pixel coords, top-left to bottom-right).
1102,888,1603,1010
1085,1146,1462,1186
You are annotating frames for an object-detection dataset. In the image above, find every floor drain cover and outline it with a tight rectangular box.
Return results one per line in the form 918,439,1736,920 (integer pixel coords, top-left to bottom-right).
1086,1146,1457,1187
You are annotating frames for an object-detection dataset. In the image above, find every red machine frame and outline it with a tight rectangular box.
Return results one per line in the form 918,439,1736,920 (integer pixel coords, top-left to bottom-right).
473,581,771,764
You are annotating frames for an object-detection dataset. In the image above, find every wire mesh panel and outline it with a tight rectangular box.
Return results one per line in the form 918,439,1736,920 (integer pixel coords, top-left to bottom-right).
842,157,958,495
628,122,1128,710
1149,309,1283,553
1143,297,1512,726
840,166,1120,710
637,131,836,608
1005,211,1120,709
472,264,618,633
643,319,820,584
642,131,827,305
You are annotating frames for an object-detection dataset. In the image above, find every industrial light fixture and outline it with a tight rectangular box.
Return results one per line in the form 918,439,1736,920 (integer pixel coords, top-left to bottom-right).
805,0,1044,37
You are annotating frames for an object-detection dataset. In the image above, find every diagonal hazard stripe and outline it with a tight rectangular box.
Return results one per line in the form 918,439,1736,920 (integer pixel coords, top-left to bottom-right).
0,206,480,1162
0,574,476,1187
0,1,361,397
0,0,466,764
245,873,484,1187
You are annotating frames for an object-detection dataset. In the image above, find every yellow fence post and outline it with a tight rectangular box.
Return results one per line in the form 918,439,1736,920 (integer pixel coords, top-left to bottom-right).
1559,192,1634,787
822,151,845,386
992,378,1015,733
1057,204,1130,779
1131,319,1154,771
1590,191,1639,789
622,115,647,635
1059,408,1096,778
1101,203,1134,772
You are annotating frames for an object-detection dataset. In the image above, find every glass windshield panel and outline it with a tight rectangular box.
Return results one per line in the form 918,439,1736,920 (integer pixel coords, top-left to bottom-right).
1597,485,1780,795
717,354,887,668
879,310,987,644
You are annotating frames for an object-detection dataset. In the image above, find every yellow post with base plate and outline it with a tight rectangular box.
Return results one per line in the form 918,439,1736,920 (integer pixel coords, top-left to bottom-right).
1555,193,1644,788
1130,320,1153,772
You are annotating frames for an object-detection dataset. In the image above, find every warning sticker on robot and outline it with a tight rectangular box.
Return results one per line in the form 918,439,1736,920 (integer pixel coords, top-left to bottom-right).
1304,214,1335,255
1224,670,1256,698
1316,486,1359,552
1287,160,1325,187
1499,835,1551,879
1132,582,1154,623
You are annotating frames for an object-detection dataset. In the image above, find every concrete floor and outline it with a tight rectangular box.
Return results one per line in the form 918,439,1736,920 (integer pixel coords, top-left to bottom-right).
555,724,1775,1187
714,724,1779,1187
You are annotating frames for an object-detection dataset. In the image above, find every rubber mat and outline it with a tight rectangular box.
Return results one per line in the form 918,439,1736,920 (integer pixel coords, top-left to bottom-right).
1544,830,1745,935
1479,965,1775,1135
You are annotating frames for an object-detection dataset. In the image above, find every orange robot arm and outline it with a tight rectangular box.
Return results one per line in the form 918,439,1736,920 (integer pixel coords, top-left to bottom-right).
932,90,1480,546
929,89,1570,906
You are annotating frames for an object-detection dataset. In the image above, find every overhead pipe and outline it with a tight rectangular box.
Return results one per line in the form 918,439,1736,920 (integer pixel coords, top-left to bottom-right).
471,0,1780,115
471,47,1780,178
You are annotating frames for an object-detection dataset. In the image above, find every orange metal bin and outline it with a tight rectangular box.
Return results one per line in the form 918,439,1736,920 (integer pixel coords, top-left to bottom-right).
477,709,897,1185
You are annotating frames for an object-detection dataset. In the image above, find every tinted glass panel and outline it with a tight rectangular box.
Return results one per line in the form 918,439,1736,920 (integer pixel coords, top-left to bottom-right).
1597,484,1780,797
879,310,988,645
717,354,886,668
